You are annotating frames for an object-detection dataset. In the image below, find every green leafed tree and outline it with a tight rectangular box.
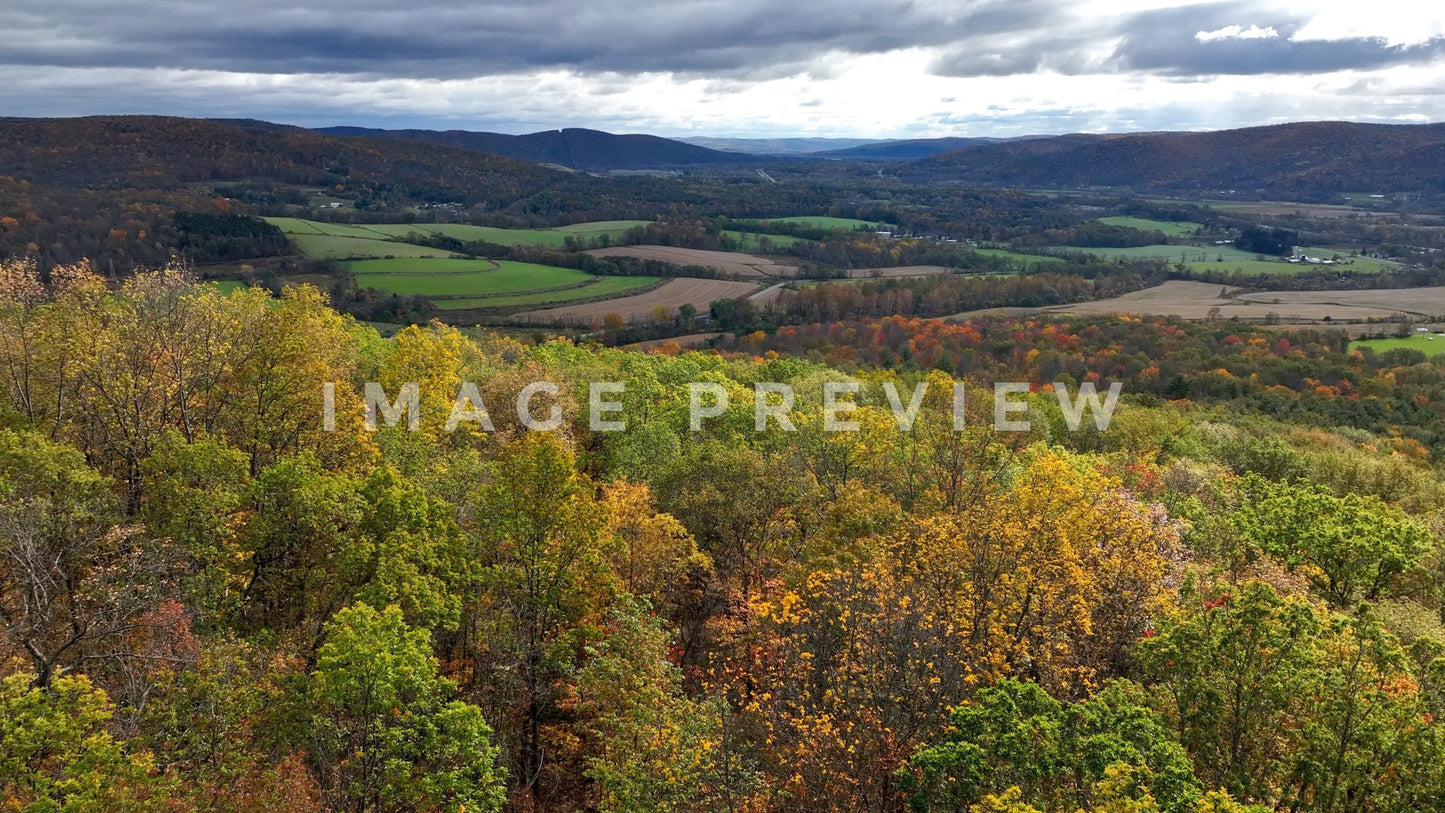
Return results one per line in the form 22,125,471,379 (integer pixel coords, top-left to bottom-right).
468,432,611,804
0,671,173,810
903,678,1209,813
1231,475,1432,607
140,431,251,621
1138,580,1445,812
309,603,505,813
574,597,745,813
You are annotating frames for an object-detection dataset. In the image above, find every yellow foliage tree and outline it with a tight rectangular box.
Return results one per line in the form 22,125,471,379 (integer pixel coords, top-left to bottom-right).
750,448,1184,809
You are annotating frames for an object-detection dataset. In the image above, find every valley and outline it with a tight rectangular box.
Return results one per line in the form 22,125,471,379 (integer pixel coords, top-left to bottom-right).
8,112,1445,813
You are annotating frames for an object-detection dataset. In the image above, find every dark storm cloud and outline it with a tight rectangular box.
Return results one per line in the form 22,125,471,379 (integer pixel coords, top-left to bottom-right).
1111,4,1445,76
1128,36,1445,77
4,0,1440,82
0,0,1054,78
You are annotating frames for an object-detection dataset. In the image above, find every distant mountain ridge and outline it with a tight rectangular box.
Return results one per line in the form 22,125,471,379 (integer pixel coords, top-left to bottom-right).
5,116,1444,204
677,135,1041,159
677,136,877,155
900,121,1445,197
315,128,1038,164
812,137,1007,160
315,126,759,170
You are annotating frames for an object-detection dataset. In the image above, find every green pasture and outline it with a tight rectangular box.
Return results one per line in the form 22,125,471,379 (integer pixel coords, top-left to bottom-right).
1181,259,1308,275
433,276,661,310
290,234,455,260
351,260,593,297
723,230,809,249
1351,333,1445,354
1294,247,1399,272
1056,244,1263,262
363,223,570,247
346,258,499,274
1182,248,1397,276
554,220,652,233
758,216,895,230
972,248,1065,265
272,217,825,262
1095,217,1203,236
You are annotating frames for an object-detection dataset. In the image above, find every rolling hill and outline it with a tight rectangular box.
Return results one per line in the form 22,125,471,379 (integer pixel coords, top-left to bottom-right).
0,115,569,267
677,136,877,155
899,121,1445,198
677,135,1047,159
314,126,759,170
811,136,1003,160
0,115,563,201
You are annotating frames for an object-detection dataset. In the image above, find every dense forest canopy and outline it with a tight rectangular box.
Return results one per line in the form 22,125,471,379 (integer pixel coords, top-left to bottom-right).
3,258,1445,811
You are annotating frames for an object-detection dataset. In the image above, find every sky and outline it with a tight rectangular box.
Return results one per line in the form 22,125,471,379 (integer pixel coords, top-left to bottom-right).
2,0,1444,139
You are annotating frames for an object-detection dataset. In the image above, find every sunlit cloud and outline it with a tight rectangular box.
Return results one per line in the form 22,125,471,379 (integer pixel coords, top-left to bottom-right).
1195,24,1279,42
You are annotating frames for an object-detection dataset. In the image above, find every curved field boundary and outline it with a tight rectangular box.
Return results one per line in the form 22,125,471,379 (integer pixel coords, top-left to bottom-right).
430,278,599,303
434,276,664,312
346,258,502,274
1235,287,1445,317
554,220,652,234
289,233,457,260
512,278,760,324
586,246,799,278
351,261,595,298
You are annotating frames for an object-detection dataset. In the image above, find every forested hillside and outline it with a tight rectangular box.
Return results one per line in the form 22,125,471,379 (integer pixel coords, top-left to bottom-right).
315,125,759,170
0,116,561,196
0,116,563,268
904,121,1445,198
8,115,1445,280
3,258,1445,812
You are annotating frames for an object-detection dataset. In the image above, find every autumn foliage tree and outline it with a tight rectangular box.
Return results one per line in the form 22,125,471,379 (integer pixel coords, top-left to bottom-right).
1,269,1445,812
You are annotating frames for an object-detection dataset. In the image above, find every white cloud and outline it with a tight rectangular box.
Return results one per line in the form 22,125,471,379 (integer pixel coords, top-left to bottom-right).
1285,0,1445,45
1195,24,1280,43
2,54,1443,139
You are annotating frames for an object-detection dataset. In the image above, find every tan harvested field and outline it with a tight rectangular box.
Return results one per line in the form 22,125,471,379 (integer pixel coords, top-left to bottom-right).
843,265,955,279
1033,281,1445,322
586,246,799,278
947,281,1445,323
1048,281,1243,319
1234,288,1445,315
628,332,725,351
515,278,759,324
